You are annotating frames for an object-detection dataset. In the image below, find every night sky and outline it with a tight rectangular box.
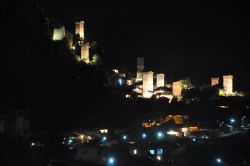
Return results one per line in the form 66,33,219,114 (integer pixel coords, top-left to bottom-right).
48,0,250,85
2,0,250,113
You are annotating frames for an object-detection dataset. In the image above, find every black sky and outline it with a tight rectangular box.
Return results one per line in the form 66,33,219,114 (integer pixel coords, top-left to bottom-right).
47,0,250,86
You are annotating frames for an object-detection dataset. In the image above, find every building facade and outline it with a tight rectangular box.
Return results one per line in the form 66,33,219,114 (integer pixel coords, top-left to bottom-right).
52,26,66,41
211,77,219,86
156,73,165,88
223,75,233,95
142,71,154,98
81,42,90,63
172,81,183,98
75,21,85,40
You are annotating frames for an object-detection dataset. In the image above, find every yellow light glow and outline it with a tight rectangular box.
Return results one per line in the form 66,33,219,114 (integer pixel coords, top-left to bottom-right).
112,69,119,73
218,89,226,96
127,80,133,85
125,94,131,98
167,130,177,136
218,105,229,109
181,128,188,132
189,126,199,131
133,149,137,155
100,129,108,134
156,155,161,161
142,115,188,128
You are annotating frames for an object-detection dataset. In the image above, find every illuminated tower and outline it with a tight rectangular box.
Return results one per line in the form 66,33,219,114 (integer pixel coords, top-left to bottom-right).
52,26,66,41
156,73,165,87
75,21,84,40
211,77,219,86
81,43,90,63
172,81,183,99
142,71,154,98
136,57,144,82
223,75,233,95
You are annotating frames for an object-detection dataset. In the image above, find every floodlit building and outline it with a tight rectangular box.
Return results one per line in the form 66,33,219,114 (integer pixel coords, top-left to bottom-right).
223,75,233,95
81,42,90,63
211,77,219,86
156,73,165,88
75,21,85,40
52,26,66,41
142,71,154,98
172,81,183,98
136,57,144,82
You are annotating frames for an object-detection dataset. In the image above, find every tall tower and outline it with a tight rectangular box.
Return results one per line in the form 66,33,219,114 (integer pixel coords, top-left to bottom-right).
172,81,183,98
223,75,233,95
156,74,165,88
142,71,154,98
211,77,219,86
136,57,144,82
75,21,84,40
81,43,90,63
52,26,66,41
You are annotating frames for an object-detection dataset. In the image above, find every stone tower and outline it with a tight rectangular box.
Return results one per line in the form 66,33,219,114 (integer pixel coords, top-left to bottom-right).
223,75,233,95
52,26,66,41
156,73,165,88
81,43,90,63
172,81,183,98
211,77,219,86
75,21,84,40
136,57,144,82
142,71,154,98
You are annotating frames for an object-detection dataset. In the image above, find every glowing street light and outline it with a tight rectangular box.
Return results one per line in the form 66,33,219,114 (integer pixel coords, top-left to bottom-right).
157,131,164,140
122,135,128,140
31,142,35,147
230,118,235,124
118,78,123,86
216,157,223,164
107,156,115,165
142,133,147,139
101,136,107,142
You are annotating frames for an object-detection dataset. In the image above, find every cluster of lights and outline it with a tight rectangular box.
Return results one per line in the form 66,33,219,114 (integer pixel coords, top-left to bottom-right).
100,129,108,134
167,130,177,136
